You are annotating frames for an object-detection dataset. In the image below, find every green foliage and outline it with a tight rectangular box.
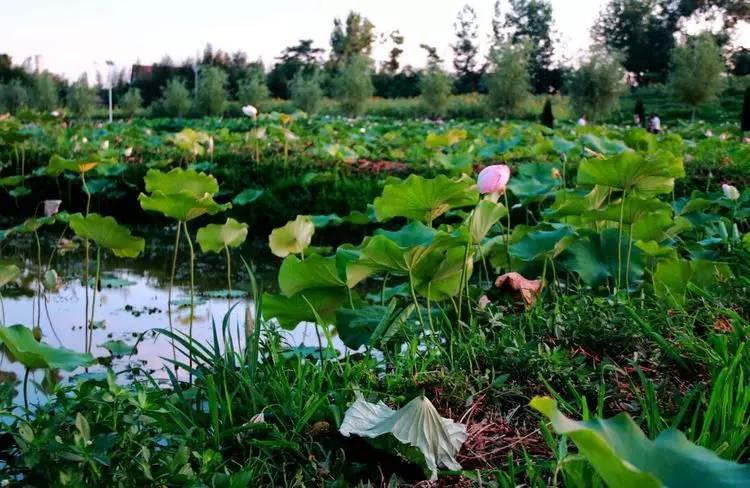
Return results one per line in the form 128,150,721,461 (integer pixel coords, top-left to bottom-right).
160,78,191,117
32,72,59,111
69,213,146,258
0,324,94,370
567,49,627,122
237,66,270,106
196,218,248,253
419,67,452,118
196,66,229,116
329,11,375,66
66,75,97,118
0,79,29,114
119,88,143,117
334,55,373,117
540,98,554,128
741,86,750,132
485,41,532,118
503,0,556,93
669,32,725,118
290,72,323,115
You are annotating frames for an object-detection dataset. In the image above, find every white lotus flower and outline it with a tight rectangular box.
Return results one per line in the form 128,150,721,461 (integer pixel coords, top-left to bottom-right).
705,130,713,137
719,133,728,141
359,127,366,134
50,110,60,117
123,147,133,157
207,136,214,154
43,200,62,217
242,105,258,118
722,184,740,201
100,140,109,150
81,137,88,144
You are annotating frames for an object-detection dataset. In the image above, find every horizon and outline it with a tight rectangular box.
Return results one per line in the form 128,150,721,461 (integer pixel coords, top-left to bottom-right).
5,0,748,83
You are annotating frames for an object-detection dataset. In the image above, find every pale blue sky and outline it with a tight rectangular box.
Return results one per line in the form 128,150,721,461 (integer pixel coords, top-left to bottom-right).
3,0,749,80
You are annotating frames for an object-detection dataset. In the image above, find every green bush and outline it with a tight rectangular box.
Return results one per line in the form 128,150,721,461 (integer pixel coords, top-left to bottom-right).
119,88,143,117
0,79,29,114
333,55,374,117
237,67,270,107
485,41,531,118
567,49,626,122
66,76,97,118
196,66,228,116
669,32,726,120
290,72,324,115
32,72,59,111
160,79,191,117
419,67,452,118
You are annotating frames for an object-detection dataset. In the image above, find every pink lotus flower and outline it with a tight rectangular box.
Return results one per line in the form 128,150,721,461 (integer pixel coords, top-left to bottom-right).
477,165,511,195
43,200,62,216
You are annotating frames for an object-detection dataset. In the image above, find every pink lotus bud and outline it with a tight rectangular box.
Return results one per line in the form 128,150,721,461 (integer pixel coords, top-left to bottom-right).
477,165,511,195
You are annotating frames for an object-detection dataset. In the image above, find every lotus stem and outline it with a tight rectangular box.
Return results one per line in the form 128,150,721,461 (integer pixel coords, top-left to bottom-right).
617,191,626,292
224,246,232,294
407,269,425,336
182,221,196,381
23,368,30,411
81,172,92,352
33,231,42,330
167,223,181,364
88,247,101,354
503,191,512,272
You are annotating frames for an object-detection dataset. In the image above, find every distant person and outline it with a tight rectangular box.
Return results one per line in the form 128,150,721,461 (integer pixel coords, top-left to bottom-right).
577,114,587,126
634,113,641,127
648,113,661,134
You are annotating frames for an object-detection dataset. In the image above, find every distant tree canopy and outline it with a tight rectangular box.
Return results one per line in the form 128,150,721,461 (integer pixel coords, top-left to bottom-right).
567,49,627,122
669,32,725,119
268,40,324,99
329,11,375,68
452,4,483,93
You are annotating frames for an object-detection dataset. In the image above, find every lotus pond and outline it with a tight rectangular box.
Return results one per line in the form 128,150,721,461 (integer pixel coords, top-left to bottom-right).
0,112,749,486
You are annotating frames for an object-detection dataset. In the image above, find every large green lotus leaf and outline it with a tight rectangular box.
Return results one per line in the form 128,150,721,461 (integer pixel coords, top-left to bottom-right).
563,228,645,289
653,259,732,308
531,396,750,488
69,213,145,258
232,188,264,206
468,200,507,244
340,394,468,481
196,218,248,253
143,167,218,197
413,246,473,300
577,152,684,196
268,215,315,258
477,135,522,158
347,223,467,285
0,325,94,370
261,288,347,330
510,225,575,262
580,134,630,155
507,162,562,204
335,302,415,350
0,175,25,187
425,128,467,148
624,129,658,152
278,254,347,297
47,155,100,175
0,264,20,288
139,191,230,222
373,174,478,224
583,197,674,242
543,190,592,221
551,136,577,154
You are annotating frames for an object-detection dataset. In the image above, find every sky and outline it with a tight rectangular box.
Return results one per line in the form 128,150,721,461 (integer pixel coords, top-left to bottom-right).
3,0,749,81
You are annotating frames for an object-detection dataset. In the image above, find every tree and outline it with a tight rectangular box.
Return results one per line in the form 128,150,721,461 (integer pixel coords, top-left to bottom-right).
196,66,228,116
329,11,375,67
485,41,531,118
540,99,554,128
66,75,97,117
669,32,725,120
160,78,191,117
741,85,750,133
567,50,627,122
119,88,143,117
593,0,675,84
634,98,646,127
33,72,59,111
334,55,373,117
452,5,482,93
268,40,324,99
504,0,557,93
382,31,404,75
238,63,270,106
419,46,452,118
0,79,28,114
290,72,324,115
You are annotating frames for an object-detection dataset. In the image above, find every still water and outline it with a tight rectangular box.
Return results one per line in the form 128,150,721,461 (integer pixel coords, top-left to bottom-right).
0,232,349,406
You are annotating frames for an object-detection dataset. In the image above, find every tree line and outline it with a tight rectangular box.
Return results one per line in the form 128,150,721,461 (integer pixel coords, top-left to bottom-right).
0,0,748,121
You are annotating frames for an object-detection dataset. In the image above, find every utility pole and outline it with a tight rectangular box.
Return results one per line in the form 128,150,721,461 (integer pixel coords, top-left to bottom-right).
105,60,115,123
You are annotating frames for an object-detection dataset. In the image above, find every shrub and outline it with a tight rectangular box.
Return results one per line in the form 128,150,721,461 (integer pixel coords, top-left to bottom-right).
196,66,228,116
290,72,324,115
66,75,97,117
333,55,374,117
419,67,452,118
33,72,59,111
485,41,531,118
567,49,626,122
742,86,750,133
237,67,270,107
160,78,191,117
669,32,725,121
119,88,143,117
0,80,29,114
540,99,554,128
